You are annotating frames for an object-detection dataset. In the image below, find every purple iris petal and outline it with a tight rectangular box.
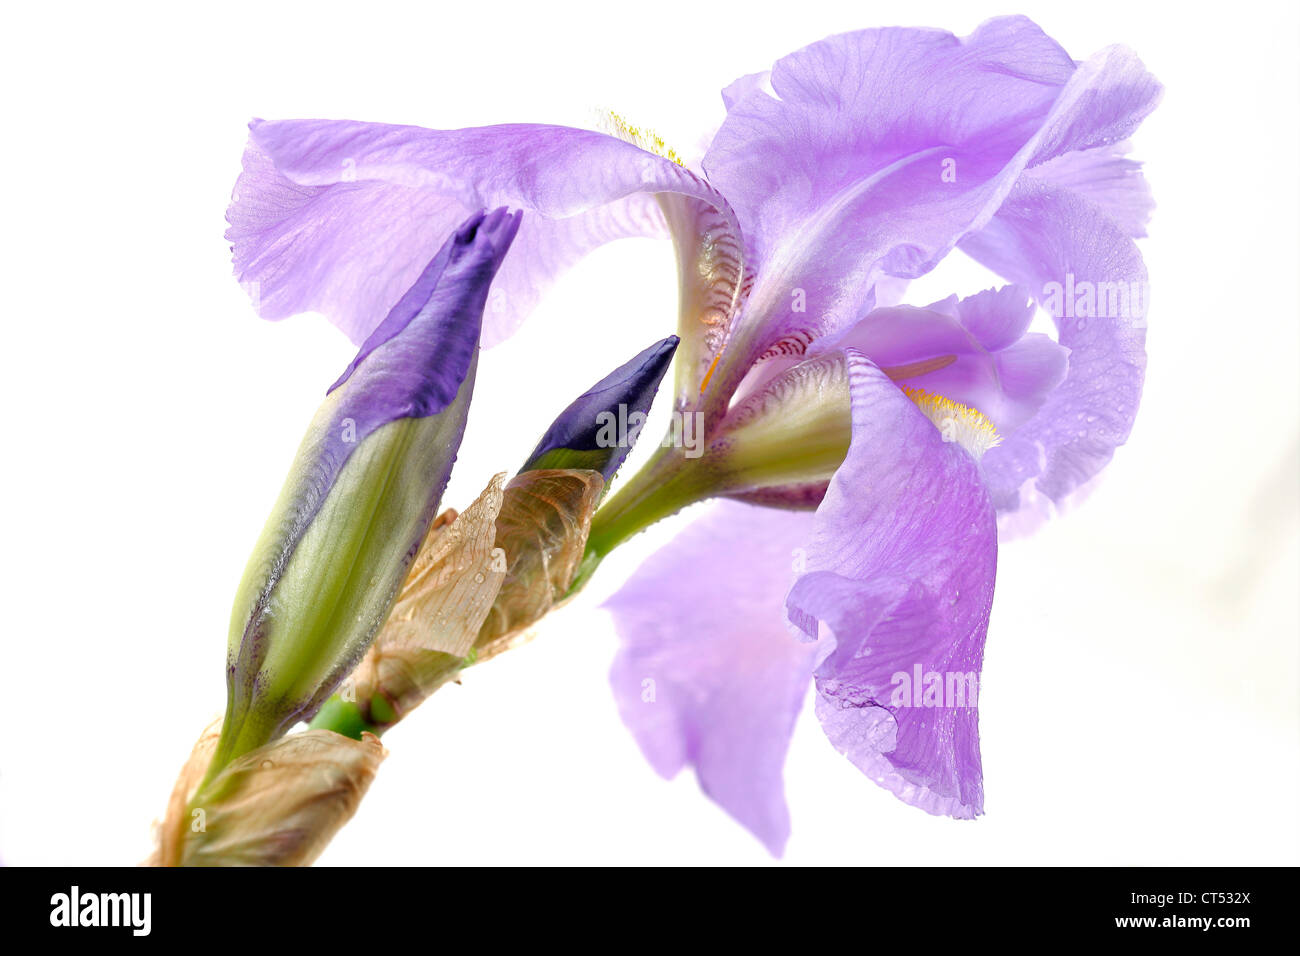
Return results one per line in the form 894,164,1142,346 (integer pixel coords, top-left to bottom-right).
786,353,998,818
699,17,1159,407
702,18,1068,377
227,119,738,346
709,16,1067,267
1019,44,1163,171
961,180,1150,516
1026,143,1155,239
720,71,770,110
605,502,816,855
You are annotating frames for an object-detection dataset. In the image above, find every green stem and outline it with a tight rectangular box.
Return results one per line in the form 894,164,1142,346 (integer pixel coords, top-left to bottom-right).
200,708,280,791
570,443,715,592
310,695,384,739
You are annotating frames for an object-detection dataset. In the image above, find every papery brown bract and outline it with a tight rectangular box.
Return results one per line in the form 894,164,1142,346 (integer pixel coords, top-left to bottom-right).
350,474,509,725
151,724,385,867
343,468,604,731
476,469,605,659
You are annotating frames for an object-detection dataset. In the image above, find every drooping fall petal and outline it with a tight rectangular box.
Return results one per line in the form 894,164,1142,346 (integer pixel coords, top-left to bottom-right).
606,502,816,855
228,120,742,347
785,353,997,818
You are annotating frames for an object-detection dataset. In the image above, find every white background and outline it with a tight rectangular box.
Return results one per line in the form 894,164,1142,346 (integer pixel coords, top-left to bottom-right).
1,0,1297,866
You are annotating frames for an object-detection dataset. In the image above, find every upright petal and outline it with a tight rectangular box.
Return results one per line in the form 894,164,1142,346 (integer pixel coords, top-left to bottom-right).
699,17,1160,410
228,119,741,346
786,354,998,818
959,179,1149,517
1025,143,1155,238
605,502,815,855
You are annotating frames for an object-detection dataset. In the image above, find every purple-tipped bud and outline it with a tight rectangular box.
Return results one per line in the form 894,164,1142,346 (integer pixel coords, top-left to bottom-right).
519,335,679,481
213,209,521,776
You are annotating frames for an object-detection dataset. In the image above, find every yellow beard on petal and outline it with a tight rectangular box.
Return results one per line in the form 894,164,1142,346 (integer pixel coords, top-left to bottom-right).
901,385,1002,461
601,110,686,167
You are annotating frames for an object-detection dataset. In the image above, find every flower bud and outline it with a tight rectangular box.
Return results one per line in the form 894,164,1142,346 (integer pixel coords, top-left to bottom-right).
518,335,678,480
213,208,521,775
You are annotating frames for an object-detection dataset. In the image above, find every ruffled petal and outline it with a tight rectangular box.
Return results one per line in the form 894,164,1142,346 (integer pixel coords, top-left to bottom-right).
706,17,1068,268
1026,143,1154,238
699,17,1159,408
786,353,997,818
227,119,740,346
959,179,1149,517
720,70,771,110
605,502,815,855
1020,45,1163,170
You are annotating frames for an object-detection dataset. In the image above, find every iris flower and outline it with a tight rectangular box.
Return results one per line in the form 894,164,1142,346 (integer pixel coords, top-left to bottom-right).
228,16,1160,853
